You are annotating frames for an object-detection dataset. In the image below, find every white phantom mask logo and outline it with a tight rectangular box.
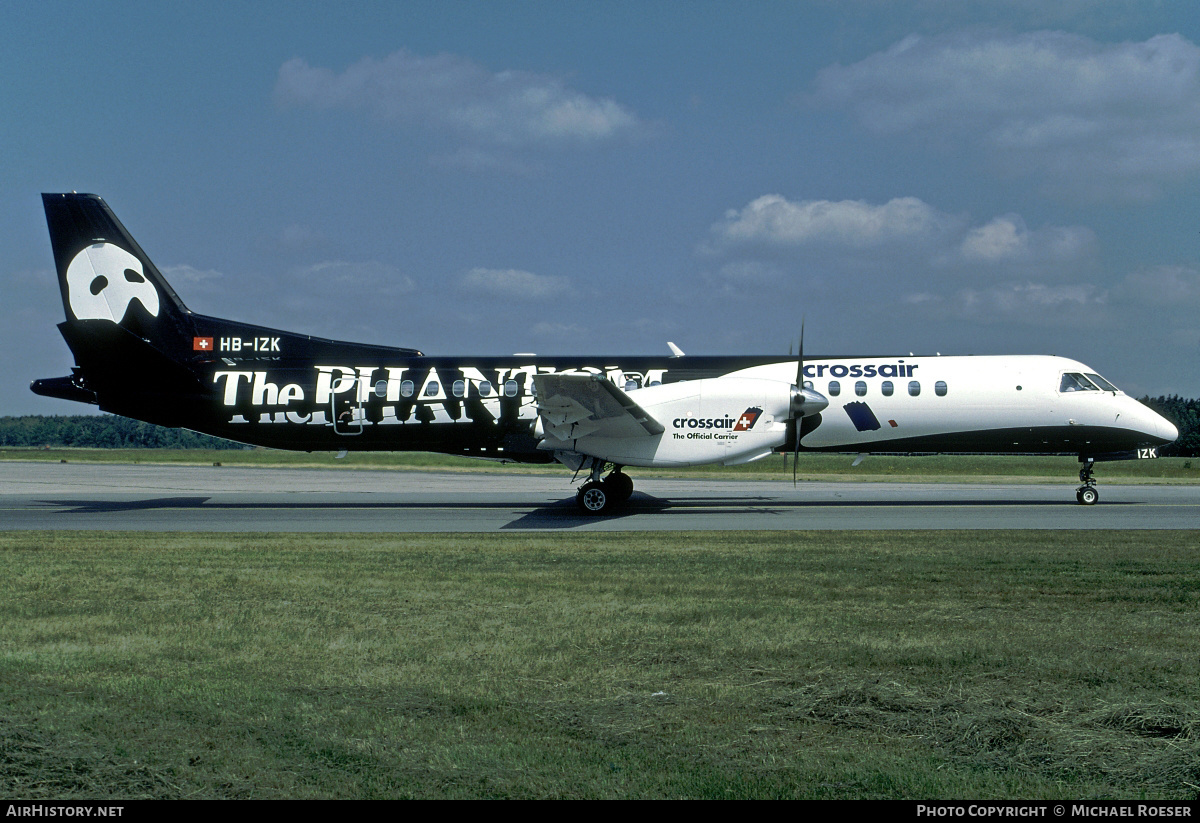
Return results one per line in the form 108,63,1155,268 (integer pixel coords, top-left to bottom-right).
65,243,160,322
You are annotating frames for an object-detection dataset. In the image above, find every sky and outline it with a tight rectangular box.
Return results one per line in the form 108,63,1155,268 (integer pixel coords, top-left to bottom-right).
3,0,1199,416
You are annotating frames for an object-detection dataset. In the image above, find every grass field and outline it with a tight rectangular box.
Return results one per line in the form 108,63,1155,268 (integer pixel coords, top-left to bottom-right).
2,447,1198,483
2,530,1198,799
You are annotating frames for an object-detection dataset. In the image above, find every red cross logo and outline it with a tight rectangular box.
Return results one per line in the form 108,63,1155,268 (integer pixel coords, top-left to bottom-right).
732,407,763,431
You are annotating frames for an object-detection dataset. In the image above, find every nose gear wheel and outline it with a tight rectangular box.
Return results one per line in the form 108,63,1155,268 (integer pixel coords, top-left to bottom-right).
1076,459,1098,505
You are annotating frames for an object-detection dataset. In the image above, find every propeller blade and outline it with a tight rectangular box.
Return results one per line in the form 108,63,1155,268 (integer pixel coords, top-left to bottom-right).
794,322,804,486
795,320,805,390
787,320,830,486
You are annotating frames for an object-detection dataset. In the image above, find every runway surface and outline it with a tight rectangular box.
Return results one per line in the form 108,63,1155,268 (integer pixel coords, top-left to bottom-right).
1,462,1197,531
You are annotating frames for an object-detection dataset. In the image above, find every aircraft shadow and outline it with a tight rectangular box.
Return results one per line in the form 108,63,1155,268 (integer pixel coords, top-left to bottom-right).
36,492,1119,531
500,493,1080,529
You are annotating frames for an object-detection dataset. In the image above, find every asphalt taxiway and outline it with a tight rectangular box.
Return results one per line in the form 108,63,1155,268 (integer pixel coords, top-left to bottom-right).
1,462,1197,531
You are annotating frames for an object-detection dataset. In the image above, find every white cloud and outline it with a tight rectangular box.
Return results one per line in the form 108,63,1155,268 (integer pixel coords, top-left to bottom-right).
905,282,1108,329
811,31,1200,198
960,217,1026,262
292,260,416,296
158,265,228,307
700,193,1108,331
275,51,641,148
462,267,568,300
959,215,1096,264
898,264,1200,339
705,194,1094,279
161,264,224,284
1113,265,1200,307
706,195,962,252
228,260,417,344
713,260,785,283
963,282,1103,313
277,224,326,253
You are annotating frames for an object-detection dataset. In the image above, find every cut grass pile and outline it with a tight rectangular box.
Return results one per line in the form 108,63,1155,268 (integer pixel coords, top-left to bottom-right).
2,447,1198,483
2,530,1198,799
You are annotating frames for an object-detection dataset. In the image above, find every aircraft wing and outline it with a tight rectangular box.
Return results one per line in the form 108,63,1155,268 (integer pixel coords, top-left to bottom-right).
534,373,666,440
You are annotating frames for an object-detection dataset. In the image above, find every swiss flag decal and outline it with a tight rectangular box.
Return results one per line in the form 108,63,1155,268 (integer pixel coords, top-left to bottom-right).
732,407,763,431
193,337,214,351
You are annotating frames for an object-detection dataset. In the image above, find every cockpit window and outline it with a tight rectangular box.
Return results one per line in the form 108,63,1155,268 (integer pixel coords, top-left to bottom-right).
1086,373,1118,392
1059,373,1100,393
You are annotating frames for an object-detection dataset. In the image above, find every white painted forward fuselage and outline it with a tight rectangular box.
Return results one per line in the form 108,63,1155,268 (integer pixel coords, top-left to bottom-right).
727,354,1176,454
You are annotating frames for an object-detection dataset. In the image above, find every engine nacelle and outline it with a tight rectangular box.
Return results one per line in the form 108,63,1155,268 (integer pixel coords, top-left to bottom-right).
538,377,793,468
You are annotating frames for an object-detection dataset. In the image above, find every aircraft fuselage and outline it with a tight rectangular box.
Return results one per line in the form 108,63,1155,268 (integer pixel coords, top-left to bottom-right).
32,192,1179,511
118,338,1172,464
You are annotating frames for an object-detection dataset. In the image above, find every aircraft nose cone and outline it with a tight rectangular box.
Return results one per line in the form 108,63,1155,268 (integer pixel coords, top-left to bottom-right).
1158,416,1179,444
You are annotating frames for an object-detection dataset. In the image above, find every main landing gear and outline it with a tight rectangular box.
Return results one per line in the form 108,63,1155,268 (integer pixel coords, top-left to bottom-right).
575,462,635,515
1076,458,1098,505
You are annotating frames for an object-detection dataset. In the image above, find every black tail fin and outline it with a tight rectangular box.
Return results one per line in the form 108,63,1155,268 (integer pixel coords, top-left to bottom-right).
36,194,205,422
42,193,192,340
35,193,423,423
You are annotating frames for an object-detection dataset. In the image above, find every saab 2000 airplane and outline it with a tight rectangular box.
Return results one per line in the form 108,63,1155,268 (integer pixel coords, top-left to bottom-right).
32,193,1178,513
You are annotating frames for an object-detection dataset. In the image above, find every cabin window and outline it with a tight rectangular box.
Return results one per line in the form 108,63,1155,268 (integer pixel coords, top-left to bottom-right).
478,381,493,397
424,381,440,397
828,381,841,397
374,380,388,398
881,381,893,396
452,380,466,398
935,381,947,397
400,380,414,398
504,379,519,397
908,380,921,396
855,380,867,397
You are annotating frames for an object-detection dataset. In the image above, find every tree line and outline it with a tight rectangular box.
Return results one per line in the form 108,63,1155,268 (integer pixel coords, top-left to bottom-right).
0,414,243,450
1139,395,1199,456
1,397,1197,455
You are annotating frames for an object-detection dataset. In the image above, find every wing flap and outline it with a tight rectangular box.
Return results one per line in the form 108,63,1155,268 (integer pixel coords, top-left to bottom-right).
534,374,665,440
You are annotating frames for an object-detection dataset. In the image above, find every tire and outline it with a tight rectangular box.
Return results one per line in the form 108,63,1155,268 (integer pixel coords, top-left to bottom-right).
604,472,634,503
576,481,612,514
1078,487,1098,505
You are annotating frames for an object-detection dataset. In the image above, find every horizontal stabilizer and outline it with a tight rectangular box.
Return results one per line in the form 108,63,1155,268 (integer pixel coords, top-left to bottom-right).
30,373,96,405
56,319,209,426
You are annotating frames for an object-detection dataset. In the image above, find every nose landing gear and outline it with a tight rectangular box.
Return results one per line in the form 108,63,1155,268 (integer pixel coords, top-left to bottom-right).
1076,458,1098,505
